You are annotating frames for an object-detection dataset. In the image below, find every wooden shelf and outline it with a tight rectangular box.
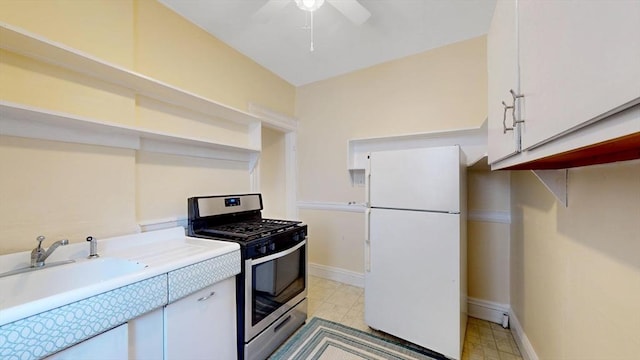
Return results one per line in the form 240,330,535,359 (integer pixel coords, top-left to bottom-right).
0,22,262,126
0,101,260,164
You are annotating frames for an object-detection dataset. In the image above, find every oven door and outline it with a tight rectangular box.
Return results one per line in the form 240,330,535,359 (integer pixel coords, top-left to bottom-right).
245,239,307,341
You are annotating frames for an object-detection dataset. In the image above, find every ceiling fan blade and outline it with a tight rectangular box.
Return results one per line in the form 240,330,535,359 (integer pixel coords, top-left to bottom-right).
327,0,371,25
253,0,292,22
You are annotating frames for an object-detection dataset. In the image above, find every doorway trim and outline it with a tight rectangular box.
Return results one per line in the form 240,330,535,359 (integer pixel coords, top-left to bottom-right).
248,103,299,219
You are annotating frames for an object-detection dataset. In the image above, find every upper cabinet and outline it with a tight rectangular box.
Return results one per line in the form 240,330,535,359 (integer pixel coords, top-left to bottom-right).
487,0,640,170
487,0,520,163
519,0,640,150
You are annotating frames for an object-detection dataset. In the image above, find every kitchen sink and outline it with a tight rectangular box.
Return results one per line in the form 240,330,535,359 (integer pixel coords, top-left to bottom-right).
0,257,147,312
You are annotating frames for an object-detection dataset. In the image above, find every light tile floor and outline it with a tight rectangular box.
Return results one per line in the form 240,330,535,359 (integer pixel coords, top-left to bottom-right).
307,276,523,360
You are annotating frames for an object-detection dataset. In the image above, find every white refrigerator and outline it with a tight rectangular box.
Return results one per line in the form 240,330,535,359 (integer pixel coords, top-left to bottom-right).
364,145,467,360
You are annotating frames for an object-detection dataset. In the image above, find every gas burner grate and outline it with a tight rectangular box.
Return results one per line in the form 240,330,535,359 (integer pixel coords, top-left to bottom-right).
200,218,301,241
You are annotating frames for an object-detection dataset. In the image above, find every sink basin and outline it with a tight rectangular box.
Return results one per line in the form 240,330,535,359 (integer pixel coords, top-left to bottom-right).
0,257,147,312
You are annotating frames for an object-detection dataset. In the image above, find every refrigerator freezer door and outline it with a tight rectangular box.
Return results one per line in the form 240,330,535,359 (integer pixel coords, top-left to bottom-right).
365,208,461,359
368,146,461,213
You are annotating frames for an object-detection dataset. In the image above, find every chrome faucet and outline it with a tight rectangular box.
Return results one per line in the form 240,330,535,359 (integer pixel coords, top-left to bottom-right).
31,235,69,268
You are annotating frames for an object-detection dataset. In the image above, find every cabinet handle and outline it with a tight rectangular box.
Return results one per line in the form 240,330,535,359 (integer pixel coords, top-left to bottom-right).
509,89,525,127
502,100,514,133
502,89,525,134
197,291,215,302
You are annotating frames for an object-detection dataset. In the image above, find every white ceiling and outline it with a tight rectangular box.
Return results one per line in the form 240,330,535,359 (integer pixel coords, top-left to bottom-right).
158,0,496,86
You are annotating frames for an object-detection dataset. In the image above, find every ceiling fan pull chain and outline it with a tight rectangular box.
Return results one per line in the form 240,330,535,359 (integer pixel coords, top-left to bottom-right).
303,11,310,29
310,11,315,52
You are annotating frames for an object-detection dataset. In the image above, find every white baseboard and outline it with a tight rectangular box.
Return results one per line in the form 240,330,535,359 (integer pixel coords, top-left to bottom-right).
308,262,364,288
467,298,538,360
467,297,510,324
509,311,539,360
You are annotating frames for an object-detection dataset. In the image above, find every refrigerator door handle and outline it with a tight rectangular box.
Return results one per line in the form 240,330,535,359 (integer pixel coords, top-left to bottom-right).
364,208,371,272
365,154,371,207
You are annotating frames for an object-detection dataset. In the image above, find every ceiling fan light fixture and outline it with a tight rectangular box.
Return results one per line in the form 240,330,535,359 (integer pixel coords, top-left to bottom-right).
295,0,325,12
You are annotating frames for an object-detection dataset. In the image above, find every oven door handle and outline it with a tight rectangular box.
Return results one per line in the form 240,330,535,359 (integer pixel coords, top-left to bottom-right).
250,240,306,266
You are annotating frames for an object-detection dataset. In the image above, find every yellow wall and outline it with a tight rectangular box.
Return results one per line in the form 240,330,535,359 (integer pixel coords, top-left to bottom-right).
295,36,491,276
0,136,138,254
299,209,365,274
510,160,640,359
0,0,134,68
135,153,251,222
260,127,287,219
296,36,487,203
0,50,136,125
467,169,511,304
0,0,295,254
134,0,294,116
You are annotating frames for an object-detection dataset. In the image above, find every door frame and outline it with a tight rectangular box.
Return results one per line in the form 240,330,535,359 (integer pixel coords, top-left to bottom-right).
248,103,299,219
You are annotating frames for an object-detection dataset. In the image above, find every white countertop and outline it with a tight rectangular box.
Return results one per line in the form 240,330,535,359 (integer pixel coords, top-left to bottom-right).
0,227,239,326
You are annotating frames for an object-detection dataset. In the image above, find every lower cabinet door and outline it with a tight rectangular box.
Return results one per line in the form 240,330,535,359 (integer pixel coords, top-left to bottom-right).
45,324,128,360
129,307,164,360
164,277,237,360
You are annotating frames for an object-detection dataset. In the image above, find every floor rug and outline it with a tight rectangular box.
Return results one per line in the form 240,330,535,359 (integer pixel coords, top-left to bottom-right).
269,317,442,360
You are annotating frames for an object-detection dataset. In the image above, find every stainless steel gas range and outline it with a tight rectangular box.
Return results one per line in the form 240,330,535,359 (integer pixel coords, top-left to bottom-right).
187,194,307,360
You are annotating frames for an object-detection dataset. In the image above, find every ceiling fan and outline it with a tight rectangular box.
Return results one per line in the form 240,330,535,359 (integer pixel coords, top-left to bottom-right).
255,0,372,26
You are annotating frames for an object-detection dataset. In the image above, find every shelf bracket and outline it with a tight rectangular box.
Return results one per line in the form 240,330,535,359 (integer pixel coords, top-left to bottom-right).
532,169,568,207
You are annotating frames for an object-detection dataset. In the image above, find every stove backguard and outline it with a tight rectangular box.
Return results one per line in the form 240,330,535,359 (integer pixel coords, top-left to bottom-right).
188,194,263,236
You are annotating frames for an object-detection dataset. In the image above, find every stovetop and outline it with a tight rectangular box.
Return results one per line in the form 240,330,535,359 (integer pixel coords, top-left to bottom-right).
188,194,307,258
196,218,301,243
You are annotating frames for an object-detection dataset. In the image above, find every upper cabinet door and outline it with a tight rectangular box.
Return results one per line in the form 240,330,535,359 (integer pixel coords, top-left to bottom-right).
519,0,640,151
487,0,521,163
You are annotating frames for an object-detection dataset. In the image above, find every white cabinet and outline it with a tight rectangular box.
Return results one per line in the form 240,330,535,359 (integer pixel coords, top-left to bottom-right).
487,0,520,163
164,277,237,360
45,324,128,360
128,308,164,360
518,0,640,150
487,0,640,169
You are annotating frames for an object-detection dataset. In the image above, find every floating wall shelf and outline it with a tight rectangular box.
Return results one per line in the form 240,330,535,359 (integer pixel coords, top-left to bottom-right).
0,101,260,164
0,22,266,168
0,22,262,126
347,121,488,185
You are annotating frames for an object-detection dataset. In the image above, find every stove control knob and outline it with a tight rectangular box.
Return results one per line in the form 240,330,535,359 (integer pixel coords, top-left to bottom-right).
258,245,267,254
269,243,276,251
293,233,300,242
